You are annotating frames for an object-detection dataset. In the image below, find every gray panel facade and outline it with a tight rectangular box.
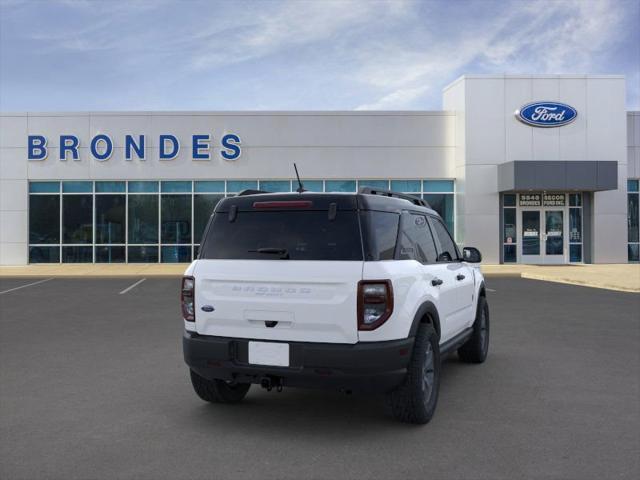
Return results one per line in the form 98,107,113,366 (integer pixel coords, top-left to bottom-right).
498,161,618,192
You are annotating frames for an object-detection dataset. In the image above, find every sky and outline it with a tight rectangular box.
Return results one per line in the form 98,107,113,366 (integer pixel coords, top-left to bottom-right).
1,0,639,111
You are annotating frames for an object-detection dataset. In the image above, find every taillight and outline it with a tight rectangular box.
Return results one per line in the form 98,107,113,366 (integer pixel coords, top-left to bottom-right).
181,276,195,322
357,280,393,330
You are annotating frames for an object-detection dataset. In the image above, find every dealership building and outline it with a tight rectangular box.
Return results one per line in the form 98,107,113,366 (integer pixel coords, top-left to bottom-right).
1,74,639,265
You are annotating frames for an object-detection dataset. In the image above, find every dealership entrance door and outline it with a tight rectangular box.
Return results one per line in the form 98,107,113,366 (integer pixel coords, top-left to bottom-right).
520,208,566,264
501,192,583,265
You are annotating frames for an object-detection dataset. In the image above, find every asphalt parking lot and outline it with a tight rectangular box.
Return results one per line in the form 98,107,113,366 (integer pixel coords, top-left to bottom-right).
0,276,638,480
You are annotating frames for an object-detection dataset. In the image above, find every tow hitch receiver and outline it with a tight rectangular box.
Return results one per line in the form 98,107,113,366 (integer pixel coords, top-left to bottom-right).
260,376,284,392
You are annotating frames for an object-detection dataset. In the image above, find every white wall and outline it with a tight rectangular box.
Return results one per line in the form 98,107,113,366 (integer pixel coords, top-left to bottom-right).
628,112,640,179
443,75,629,264
0,111,455,265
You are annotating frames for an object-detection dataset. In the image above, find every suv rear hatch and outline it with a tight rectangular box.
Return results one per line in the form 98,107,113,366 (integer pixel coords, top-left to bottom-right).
193,194,363,344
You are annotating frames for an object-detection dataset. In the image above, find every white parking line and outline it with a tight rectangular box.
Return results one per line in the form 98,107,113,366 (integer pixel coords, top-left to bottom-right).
0,278,54,295
119,278,146,295
486,288,497,293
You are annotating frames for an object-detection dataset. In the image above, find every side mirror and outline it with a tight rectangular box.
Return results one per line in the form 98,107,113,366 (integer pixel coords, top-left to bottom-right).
462,247,482,263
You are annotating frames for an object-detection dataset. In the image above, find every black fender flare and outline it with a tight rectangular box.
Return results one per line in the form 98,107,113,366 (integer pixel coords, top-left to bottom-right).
408,301,442,340
478,280,486,298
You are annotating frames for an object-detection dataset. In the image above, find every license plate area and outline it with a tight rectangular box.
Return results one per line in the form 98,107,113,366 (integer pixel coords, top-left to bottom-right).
248,341,290,367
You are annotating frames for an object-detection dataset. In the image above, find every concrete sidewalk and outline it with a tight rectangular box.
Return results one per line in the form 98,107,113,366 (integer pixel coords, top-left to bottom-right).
0,263,638,293
481,264,640,293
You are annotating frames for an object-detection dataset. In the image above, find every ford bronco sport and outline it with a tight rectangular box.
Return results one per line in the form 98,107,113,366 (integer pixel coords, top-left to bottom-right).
182,187,489,424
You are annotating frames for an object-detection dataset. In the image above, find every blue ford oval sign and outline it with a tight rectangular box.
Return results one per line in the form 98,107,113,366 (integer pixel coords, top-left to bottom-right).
515,101,577,127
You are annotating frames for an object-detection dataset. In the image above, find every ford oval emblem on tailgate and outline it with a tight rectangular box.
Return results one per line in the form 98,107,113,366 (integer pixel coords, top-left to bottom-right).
201,305,214,312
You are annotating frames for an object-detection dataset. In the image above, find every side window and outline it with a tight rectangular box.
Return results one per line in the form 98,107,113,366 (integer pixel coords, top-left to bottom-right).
428,216,459,262
397,213,438,263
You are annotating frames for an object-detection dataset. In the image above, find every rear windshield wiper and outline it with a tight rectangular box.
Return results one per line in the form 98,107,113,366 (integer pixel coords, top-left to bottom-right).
248,247,290,259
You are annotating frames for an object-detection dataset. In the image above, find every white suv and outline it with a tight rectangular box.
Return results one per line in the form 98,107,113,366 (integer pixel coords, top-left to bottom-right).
182,188,489,424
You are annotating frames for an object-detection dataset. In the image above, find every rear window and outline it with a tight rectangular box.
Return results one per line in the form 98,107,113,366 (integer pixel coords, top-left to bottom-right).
200,210,363,261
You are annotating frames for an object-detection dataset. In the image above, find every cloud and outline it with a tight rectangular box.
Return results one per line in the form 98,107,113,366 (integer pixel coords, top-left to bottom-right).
0,0,637,110
355,85,429,110
352,0,634,109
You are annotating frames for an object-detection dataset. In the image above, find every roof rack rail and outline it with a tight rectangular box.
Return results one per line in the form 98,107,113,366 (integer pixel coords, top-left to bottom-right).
358,187,430,208
237,189,270,196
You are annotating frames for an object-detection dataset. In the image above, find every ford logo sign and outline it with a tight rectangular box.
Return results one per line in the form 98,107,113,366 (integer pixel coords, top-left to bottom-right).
515,101,577,127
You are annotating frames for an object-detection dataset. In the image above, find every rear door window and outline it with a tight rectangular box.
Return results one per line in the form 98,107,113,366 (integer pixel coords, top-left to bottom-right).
200,210,363,261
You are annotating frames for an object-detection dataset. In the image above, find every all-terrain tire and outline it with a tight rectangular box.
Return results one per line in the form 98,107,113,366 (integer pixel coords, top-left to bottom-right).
387,323,440,424
189,369,251,404
458,295,490,364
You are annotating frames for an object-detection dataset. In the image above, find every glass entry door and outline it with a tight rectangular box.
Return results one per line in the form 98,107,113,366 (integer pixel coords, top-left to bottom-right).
520,209,567,264
544,210,565,263
521,210,542,263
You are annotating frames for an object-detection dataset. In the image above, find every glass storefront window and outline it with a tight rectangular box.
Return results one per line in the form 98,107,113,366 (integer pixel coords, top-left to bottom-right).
194,194,224,243
423,193,454,232
29,195,60,244
161,181,191,193
195,181,225,193
569,208,582,243
161,246,191,263
161,195,191,244
95,181,126,193
95,246,125,263
504,194,516,207
629,181,640,262
95,195,125,244
259,180,291,192
391,180,420,193
27,179,455,263
227,180,257,193
503,208,516,243
300,180,323,192
62,195,92,244
62,246,93,263
128,195,158,244
570,244,582,263
423,180,454,193
359,180,389,190
128,246,159,263
128,181,159,193
29,246,59,263
628,192,639,243
62,181,92,193
29,182,59,193
325,180,356,192
569,193,582,207
504,244,517,263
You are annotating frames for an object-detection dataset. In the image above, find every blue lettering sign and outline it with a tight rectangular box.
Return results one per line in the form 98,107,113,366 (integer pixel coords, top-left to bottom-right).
28,135,47,160
159,134,179,160
125,135,145,160
192,134,210,160
59,135,79,161
221,134,241,160
90,134,113,161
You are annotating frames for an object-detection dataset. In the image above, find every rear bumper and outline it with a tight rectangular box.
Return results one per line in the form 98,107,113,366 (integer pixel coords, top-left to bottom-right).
183,332,414,393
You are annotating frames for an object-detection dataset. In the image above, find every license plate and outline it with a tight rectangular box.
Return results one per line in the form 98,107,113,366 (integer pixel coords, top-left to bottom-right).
248,341,289,367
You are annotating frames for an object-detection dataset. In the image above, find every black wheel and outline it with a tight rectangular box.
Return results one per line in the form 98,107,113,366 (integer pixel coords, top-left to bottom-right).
189,369,251,404
458,295,490,363
387,323,440,424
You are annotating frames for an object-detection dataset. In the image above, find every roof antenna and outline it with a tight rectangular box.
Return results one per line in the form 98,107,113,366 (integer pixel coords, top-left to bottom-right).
294,163,306,193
